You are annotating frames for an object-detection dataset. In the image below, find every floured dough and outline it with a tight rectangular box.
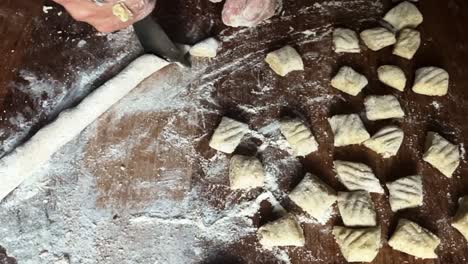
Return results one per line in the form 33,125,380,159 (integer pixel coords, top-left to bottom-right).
189,37,220,58
338,191,377,227
386,175,423,212
383,1,423,31
209,117,249,154
412,67,449,96
423,132,460,178
333,226,381,262
328,114,370,147
393,28,421,59
265,45,304,76
229,155,265,190
334,161,384,194
388,219,440,259
364,95,405,121
330,66,368,96
280,119,319,156
222,0,277,27
377,65,406,91
363,126,404,158
289,173,337,224
333,28,360,53
257,214,305,249
452,196,468,241
0,55,170,202
360,27,396,51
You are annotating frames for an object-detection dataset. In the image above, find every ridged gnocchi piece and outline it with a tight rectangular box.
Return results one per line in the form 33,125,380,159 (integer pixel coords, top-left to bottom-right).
388,219,440,259
386,175,423,212
383,1,423,31
333,226,381,262
364,126,404,158
229,155,265,190
360,27,396,51
265,45,304,76
412,67,449,96
289,173,337,224
377,65,406,91
423,132,460,178
334,161,384,194
333,28,360,53
338,191,377,227
280,119,319,156
393,28,421,59
330,66,368,96
328,114,370,147
209,117,249,153
257,214,305,249
452,196,468,241
364,95,405,121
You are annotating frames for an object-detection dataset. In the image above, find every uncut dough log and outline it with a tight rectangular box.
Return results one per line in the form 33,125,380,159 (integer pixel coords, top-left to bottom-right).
0,55,169,201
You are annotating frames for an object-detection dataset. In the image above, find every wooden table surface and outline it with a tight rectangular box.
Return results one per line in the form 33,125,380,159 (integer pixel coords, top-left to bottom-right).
1,0,468,263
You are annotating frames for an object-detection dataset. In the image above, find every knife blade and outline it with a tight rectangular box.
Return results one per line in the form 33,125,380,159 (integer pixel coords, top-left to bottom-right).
133,16,191,68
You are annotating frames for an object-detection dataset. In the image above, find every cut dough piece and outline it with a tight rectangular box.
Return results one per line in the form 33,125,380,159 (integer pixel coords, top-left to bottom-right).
412,67,449,96
229,155,265,190
257,214,305,249
334,161,384,194
209,117,249,154
360,27,396,51
279,119,318,156
377,65,406,91
289,173,337,224
388,219,440,259
222,0,277,27
189,37,220,58
452,196,468,241
0,55,170,202
338,191,377,227
363,126,404,158
423,132,460,178
265,45,304,76
383,1,423,31
393,28,421,59
364,95,405,121
328,114,370,147
332,28,360,53
330,66,368,96
333,226,381,262
386,175,423,212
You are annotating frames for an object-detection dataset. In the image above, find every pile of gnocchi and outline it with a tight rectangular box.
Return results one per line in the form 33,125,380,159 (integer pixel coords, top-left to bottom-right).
208,1,467,262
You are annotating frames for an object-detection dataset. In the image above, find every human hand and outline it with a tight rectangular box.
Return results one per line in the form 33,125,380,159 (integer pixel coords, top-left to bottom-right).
52,0,156,33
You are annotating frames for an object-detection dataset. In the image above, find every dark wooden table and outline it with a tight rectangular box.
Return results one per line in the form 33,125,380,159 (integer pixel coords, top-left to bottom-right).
1,0,468,263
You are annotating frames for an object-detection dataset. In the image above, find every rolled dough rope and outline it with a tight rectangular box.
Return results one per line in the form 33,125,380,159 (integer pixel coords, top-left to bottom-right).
0,55,169,201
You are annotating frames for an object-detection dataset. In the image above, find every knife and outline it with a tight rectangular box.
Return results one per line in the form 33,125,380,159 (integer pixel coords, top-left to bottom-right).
133,16,191,68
